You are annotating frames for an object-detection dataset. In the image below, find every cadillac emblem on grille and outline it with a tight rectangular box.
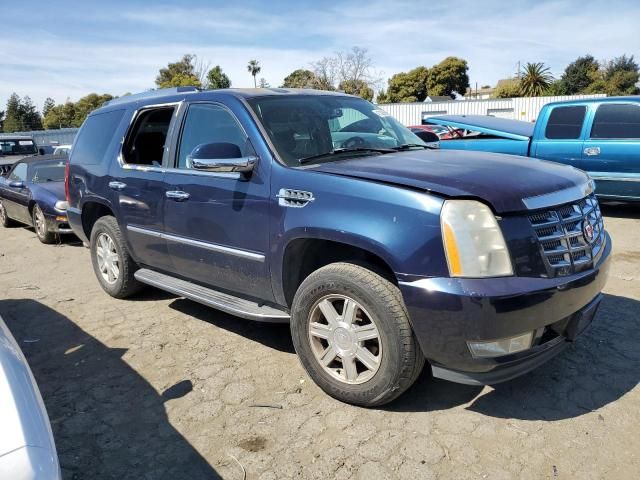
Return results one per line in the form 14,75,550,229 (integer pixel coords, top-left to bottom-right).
583,219,595,243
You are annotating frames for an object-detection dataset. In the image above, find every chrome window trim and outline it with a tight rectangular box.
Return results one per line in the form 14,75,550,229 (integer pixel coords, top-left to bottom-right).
522,180,595,210
126,225,265,262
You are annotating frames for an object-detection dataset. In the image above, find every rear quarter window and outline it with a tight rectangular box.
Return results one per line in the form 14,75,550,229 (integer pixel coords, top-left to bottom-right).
545,106,586,140
71,109,125,165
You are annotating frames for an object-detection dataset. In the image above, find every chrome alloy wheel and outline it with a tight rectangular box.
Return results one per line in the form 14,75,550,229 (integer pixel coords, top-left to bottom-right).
96,233,120,284
34,207,47,238
308,294,382,385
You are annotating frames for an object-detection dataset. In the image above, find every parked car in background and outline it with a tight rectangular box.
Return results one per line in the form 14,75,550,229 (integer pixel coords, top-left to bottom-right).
0,156,73,243
52,145,72,156
425,96,640,201
0,136,38,175
406,125,441,147
67,87,609,406
409,124,464,140
0,314,61,479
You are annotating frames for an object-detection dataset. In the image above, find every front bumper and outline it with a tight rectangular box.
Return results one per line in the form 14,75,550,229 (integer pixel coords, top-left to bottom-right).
399,232,611,385
44,213,74,234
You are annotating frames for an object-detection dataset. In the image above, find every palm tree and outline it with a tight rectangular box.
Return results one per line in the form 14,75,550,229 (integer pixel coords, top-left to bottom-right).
247,60,261,88
520,62,554,97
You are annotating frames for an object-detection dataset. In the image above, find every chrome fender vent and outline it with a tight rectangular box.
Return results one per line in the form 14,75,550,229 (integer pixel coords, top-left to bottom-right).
277,188,315,208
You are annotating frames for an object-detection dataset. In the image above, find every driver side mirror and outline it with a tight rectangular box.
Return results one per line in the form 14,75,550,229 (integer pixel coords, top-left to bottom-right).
186,142,257,177
9,180,25,188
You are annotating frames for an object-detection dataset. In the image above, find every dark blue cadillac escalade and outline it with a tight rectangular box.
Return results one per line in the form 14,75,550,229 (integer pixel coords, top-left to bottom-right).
66,87,611,406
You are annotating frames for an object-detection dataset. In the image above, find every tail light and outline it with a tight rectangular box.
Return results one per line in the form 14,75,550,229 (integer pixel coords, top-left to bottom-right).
64,161,70,203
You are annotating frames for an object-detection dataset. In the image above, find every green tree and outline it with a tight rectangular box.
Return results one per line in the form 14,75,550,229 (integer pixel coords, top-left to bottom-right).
338,79,374,101
19,96,42,130
560,55,599,94
42,97,56,118
382,66,430,103
206,65,231,89
519,62,554,96
73,94,113,127
3,93,22,132
44,101,76,129
282,69,317,88
155,54,202,88
492,79,523,98
247,60,261,88
428,57,469,98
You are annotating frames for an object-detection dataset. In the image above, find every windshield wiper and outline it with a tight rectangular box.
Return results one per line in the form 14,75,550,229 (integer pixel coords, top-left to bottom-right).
299,147,396,165
393,143,438,151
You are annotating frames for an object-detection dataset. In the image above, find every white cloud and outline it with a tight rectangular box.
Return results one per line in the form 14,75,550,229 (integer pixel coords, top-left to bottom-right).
1,0,639,111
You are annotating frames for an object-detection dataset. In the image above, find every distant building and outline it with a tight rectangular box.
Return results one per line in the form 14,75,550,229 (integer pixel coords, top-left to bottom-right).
425,95,454,102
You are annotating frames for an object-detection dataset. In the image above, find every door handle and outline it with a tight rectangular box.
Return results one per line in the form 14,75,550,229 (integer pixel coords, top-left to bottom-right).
584,147,601,156
165,190,190,201
108,181,127,191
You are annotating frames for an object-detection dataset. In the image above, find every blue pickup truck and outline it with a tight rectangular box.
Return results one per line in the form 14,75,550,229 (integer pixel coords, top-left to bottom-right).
65,87,610,406
426,97,640,201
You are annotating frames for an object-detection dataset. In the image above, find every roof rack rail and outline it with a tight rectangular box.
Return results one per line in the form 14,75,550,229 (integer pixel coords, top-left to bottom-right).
103,86,201,107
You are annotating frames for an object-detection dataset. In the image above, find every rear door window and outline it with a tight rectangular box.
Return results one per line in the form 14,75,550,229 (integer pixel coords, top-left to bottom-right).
72,109,125,165
590,103,640,139
122,106,176,166
545,106,587,139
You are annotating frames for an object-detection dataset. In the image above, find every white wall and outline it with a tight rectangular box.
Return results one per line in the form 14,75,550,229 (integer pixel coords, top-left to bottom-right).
378,94,606,125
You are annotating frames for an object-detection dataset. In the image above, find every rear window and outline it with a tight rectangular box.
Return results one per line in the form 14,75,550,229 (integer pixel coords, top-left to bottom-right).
590,103,640,139
71,109,125,165
545,106,586,139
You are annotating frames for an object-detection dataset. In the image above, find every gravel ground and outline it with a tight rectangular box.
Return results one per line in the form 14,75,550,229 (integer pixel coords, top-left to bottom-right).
0,203,638,480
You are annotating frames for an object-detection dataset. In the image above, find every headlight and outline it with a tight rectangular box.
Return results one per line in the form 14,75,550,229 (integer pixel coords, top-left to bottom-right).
440,200,513,277
54,200,68,211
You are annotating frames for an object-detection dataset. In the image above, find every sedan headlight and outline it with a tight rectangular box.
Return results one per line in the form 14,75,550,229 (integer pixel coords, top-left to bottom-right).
441,200,513,277
54,200,68,211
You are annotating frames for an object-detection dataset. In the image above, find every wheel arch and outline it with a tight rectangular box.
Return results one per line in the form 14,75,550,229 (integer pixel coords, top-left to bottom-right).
80,199,115,242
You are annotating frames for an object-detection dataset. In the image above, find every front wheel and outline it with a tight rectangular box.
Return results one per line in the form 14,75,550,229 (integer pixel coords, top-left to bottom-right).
32,204,57,244
290,262,425,407
90,216,142,298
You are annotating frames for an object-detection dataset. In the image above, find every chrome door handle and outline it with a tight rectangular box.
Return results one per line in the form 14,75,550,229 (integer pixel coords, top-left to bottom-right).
165,190,190,201
108,181,127,191
584,147,601,156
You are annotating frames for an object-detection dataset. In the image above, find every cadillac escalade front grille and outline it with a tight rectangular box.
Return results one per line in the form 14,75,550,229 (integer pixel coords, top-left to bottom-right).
528,194,605,277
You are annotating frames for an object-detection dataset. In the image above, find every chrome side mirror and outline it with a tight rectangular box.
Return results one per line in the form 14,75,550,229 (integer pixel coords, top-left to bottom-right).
186,142,258,176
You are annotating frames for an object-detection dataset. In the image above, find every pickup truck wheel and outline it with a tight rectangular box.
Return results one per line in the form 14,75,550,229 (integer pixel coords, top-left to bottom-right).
90,216,142,299
32,204,57,244
0,200,15,227
291,262,425,407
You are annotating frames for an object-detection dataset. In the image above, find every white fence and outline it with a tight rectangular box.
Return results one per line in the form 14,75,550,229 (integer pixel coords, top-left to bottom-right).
378,94,606,125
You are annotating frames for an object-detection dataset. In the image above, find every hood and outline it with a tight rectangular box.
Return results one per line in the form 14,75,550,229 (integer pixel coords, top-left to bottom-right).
311,149,589,213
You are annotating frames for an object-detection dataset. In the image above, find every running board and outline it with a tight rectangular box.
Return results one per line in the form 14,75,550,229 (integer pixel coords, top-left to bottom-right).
134,269,290,322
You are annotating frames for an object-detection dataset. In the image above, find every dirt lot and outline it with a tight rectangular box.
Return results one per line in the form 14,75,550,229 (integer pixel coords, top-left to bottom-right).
1,204,639,480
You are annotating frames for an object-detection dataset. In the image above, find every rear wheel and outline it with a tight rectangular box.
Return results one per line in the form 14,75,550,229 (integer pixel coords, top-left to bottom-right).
90,216,142,298
0,200,15,227
291,262,425,407
32,204,57,244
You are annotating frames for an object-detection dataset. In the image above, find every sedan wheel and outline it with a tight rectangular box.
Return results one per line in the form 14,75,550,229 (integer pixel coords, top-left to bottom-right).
32,204,56,244
95,232,120,284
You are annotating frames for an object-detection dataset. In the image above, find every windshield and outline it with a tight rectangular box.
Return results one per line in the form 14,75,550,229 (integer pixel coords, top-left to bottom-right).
0,139,37,156
30,160,66,183
248,95,426,166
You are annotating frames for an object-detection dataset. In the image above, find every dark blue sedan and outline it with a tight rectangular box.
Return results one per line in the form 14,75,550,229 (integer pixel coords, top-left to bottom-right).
0,156,74,243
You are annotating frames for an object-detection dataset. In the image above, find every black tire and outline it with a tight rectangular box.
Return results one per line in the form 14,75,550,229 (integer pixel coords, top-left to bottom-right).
32,204,57,244
0,200,16,227
90,215,142,299
290,262,425,407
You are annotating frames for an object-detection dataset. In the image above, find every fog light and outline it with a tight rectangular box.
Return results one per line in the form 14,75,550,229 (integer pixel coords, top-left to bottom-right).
56,215,67,222
467,332,534,358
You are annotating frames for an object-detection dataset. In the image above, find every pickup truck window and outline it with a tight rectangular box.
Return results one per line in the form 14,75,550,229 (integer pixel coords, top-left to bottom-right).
248,95,423,166
545,106,586,140
0,139,37,156
123,107,175,166
177,104,248,169
591,103,640,139
73,110,125,165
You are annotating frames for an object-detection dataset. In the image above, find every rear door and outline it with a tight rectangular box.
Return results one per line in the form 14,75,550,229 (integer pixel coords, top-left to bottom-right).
108,105,179,271
531,105,588,168
162,101,273,301
581,102,640,199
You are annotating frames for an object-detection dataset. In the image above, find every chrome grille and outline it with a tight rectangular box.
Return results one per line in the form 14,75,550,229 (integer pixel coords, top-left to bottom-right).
528,194,605,276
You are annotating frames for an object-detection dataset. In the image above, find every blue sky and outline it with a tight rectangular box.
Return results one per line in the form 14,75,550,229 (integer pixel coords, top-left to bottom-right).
1,0,639,111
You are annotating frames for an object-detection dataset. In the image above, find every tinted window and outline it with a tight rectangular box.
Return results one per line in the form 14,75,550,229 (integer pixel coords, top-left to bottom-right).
0,139,37,156
177,104,248,169
9,162,28,181
30,160,67,183
545,106,586,139
71,109,125,165
591,103,640,139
